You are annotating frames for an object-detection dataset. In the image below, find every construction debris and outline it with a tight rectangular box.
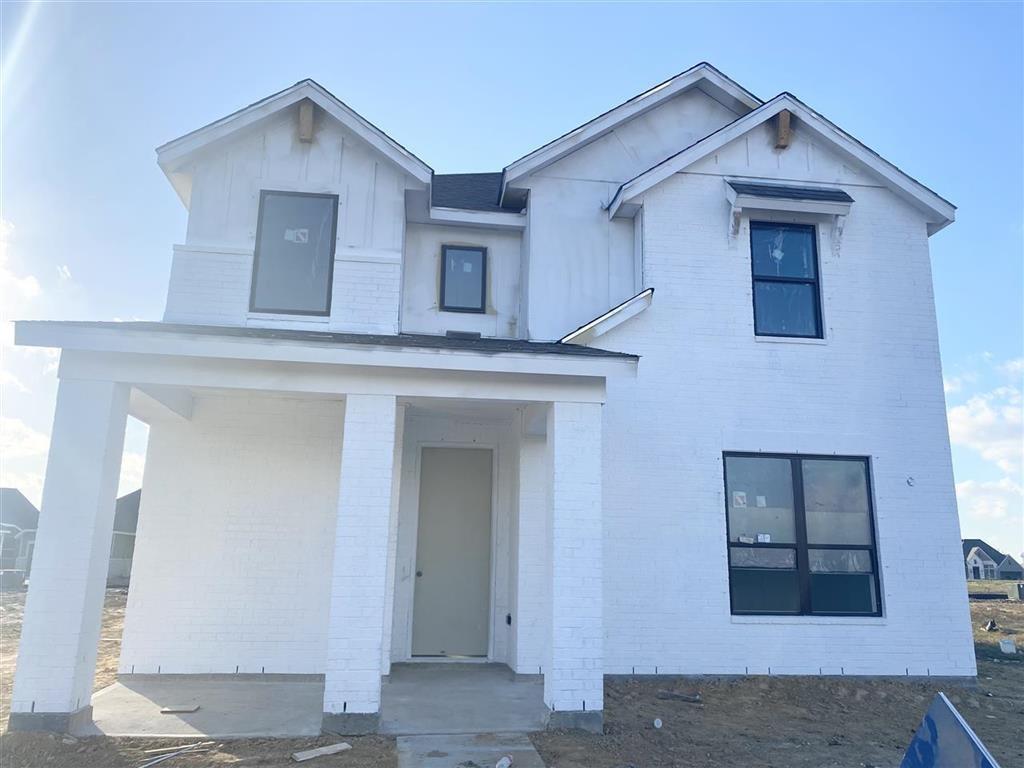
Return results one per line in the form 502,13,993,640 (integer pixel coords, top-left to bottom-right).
159,704,200,714
657,690,702,703
982,619,998,632
291,742,352,762
143,741,214,755
137,742,213,768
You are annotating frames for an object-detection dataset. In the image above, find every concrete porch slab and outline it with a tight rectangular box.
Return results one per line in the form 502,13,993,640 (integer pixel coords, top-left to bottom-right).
381,663,548,735
74,677,323,738
72,664,548,738
397,733,546,768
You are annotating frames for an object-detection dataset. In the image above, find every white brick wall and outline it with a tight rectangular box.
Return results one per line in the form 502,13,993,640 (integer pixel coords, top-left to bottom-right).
513,432,549,674
597,170,975,677
119,393,343,674
164,247,400,335
546,401,604,712
324,394,397,715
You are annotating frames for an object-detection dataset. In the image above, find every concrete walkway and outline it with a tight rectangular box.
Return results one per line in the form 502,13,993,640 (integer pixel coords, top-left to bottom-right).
397,733,546,768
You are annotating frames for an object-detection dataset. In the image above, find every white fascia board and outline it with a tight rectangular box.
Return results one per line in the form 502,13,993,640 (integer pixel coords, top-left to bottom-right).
608,94,956,233
499,64,761,199
427,206,527,230
16,322,636,380
560,288,654,344
157,80,432,185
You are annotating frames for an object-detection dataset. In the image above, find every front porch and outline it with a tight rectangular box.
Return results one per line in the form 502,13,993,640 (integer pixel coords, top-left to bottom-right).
10,321,636,736
75,664,546,738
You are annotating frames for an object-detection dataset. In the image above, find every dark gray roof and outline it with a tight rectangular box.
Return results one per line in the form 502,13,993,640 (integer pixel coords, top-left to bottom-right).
47,321,637,360
114,490,141,534
0,488,39,531
728,181,854,203
431,173,512,213
962,538,1006,564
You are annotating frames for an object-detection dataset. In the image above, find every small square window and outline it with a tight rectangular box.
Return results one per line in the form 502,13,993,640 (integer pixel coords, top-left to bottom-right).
440,245,487,313
750,222,822,338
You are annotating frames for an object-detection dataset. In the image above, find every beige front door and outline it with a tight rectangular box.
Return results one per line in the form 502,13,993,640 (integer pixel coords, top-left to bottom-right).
412,447,493,657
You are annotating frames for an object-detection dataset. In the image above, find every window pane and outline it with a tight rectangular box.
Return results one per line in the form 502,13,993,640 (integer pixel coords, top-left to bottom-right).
730,547,796,569
730,569,801,613
802,460,872,545
442,247,485,311
251,192,336,314
810,574,877,614
808,549,872,573
751,223,816,278
725,456,796,544
754,281,820,337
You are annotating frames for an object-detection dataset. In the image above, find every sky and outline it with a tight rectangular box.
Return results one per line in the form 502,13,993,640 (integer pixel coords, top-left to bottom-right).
1,2,1021,557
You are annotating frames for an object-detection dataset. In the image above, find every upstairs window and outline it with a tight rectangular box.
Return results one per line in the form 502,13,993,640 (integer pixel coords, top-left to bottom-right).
440,245,487,313
750,222,822,338
250,190,338,316
725,453,881,616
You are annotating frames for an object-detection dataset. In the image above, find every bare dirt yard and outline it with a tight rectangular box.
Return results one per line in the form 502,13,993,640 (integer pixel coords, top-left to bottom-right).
1,586,1022,767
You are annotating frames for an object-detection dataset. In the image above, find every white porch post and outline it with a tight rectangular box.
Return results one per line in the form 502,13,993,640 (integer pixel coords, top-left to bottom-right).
10,378,129,732
545,400,604,732
322,394,398,734
513,407,550,675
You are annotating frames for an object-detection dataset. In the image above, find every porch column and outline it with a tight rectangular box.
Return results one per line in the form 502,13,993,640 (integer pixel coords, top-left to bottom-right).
545,400,604,733
10,378,129,732
323,394,398,734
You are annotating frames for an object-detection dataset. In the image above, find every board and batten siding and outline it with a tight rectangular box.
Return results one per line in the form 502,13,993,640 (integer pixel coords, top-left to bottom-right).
163,106,420,333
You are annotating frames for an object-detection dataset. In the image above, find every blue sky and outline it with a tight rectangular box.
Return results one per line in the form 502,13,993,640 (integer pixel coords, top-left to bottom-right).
1,2,1021,556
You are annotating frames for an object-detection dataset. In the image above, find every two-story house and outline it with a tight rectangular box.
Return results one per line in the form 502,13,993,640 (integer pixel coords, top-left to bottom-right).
11,63,975,736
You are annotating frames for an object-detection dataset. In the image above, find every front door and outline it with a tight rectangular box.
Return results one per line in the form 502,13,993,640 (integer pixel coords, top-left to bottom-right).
412,447,492,657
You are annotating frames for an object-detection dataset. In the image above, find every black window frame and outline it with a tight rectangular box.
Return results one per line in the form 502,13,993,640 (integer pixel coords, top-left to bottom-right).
249,189,339,317
439,244,487,314
749,221,824,339
723,451,882,617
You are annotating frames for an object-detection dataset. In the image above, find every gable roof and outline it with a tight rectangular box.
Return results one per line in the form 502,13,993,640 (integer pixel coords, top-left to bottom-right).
499,62,762,204
114,489,141,535
432,173,508,213
962,538,1006,564
607,92,956,235
966,546,997,565
0,488,39,531
998,554,1023,573
157,79,433,204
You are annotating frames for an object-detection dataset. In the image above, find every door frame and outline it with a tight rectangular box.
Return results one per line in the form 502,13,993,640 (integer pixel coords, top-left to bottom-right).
406,441,500,662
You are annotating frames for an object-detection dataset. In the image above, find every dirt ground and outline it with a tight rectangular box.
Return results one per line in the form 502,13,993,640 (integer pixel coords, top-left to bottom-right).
1,587,1022,768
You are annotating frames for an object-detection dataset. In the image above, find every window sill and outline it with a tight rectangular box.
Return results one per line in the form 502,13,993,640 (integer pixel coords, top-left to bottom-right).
731,615,886,626
247,312,330,324
753,334,828,346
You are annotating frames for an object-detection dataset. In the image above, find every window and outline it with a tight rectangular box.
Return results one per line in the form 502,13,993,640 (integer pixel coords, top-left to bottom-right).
110,533,135,560
749,222,822,338
440,245,487,313
250,190,338,315
724,453,881,616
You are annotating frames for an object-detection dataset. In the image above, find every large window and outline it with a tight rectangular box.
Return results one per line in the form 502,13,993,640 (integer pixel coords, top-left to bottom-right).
749,222,822,338
250,190,338,315
724,453,881,616
440,245,487,313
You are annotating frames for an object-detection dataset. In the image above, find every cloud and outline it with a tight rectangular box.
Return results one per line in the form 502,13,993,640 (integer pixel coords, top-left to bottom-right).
0,368,29,393
999,358,1024,378
948,385,1023,474
0,220,40,307
956,477,1023,521
0,469,44,508
118,451,146,496
0,415,49,459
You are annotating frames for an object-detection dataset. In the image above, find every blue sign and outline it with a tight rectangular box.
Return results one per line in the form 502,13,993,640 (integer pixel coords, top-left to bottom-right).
901,692,1001,768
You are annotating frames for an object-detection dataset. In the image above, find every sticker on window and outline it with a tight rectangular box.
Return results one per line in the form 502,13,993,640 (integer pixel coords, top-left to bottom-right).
284,228,309,244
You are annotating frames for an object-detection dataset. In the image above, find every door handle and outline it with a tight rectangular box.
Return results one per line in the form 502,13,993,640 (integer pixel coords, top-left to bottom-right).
416,570,423,577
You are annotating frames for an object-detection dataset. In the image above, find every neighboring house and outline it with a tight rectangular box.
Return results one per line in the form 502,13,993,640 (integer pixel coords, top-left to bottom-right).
0,489,39,574
963,538,1024,581
11,63,975,736
108,490,141,587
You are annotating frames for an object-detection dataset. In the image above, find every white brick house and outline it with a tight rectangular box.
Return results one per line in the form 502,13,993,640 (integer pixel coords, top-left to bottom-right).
12,63,975,735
